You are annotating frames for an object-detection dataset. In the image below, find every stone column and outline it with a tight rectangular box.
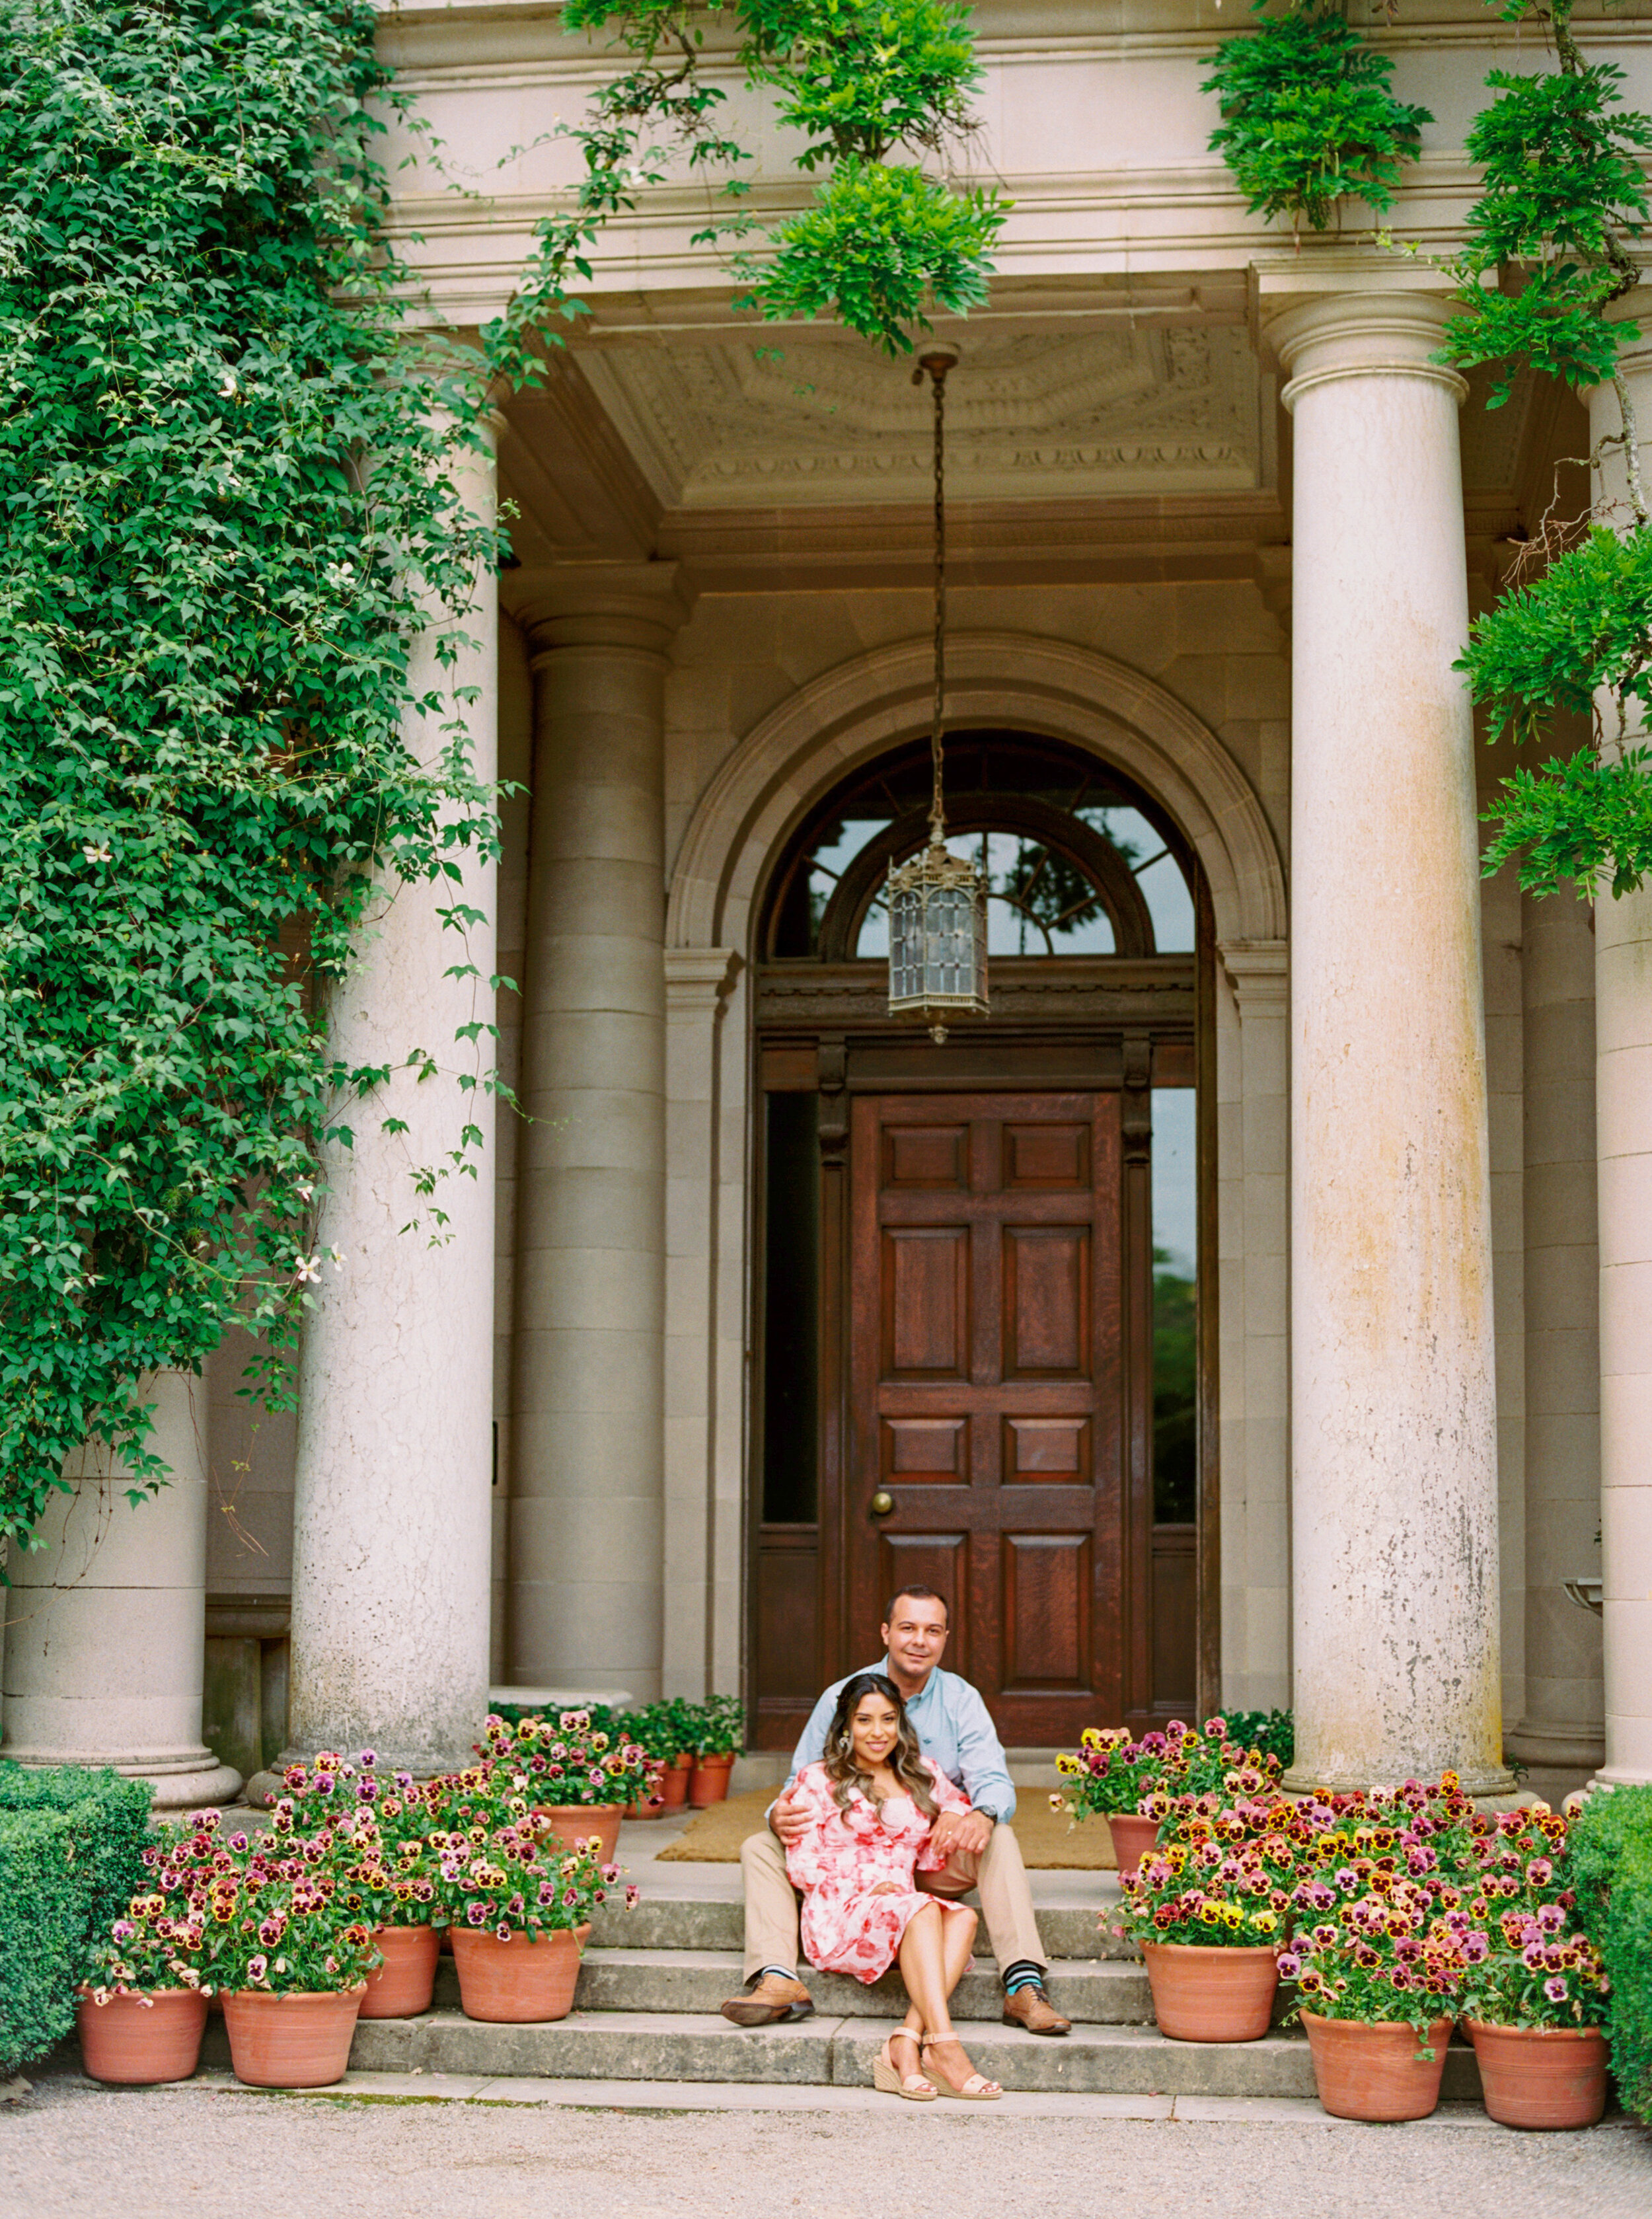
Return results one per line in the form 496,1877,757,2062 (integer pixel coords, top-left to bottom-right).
285,418,498,1775
3,1372,241,1809
508,566,691,1700
662,947,739,1699
1215,942,1291,1715
1508,886,1604,1784
1590,330,1652,1787
1269,292,1509,1793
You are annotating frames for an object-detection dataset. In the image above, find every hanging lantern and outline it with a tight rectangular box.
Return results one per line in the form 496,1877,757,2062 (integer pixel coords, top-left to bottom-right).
887,346,989,1044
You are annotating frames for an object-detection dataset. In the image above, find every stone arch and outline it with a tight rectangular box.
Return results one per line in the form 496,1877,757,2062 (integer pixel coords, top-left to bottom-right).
666,632,1287,956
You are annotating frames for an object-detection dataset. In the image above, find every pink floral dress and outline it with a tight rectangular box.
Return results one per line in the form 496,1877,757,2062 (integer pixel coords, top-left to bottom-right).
783,1758,973,1983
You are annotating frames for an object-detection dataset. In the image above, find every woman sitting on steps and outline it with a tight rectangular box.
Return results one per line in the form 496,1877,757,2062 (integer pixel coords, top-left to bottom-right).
783,1671,1002,2101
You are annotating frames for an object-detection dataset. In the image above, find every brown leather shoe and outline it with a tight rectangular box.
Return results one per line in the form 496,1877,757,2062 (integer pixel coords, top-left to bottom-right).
1002,1982,1070,2036
721,1972,815,2026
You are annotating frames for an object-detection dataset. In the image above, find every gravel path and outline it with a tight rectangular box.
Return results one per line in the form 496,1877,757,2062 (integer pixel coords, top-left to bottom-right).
4,2080,1650,2219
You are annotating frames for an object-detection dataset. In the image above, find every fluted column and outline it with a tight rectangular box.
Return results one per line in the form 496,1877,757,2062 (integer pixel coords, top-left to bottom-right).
1508,887,1603,1779
1590,330,1652,1787
1269,292,1509,1793
508,566,691,1698
3,1372,241,1809
285,419,498,1774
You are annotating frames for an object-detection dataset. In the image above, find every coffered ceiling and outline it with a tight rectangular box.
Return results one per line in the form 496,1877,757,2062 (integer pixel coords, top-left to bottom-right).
575,323,1263,510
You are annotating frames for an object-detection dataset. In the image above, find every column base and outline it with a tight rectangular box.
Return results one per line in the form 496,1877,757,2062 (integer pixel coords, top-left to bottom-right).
1283,1760,1517,1799
0,1744,243,1811
1505,1721,1606,1772
1587,1764,1652,1791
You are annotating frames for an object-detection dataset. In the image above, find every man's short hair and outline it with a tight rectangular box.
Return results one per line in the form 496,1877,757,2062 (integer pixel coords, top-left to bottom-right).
883,1584,950,1627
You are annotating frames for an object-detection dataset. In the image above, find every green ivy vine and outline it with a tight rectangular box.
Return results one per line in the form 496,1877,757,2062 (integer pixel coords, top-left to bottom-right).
1201,1,1430,239
486,0,1008,378
0,0,1004,1549
0,0,499,1546
1204,1,1652,898
1441,0,1652,897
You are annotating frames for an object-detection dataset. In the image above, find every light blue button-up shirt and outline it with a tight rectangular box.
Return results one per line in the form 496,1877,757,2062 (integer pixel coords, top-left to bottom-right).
784,1660,1018,1823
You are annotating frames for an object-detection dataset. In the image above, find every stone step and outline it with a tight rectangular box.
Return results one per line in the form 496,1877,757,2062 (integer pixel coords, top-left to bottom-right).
430,1949,1152,2025
589,1897,1130,1961
202,2010,1482,2102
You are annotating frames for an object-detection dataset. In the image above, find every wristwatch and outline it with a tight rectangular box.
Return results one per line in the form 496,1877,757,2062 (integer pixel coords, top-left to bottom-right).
970,1805,999,1825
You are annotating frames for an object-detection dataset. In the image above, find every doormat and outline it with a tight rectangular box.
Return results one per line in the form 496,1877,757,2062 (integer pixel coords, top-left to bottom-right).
654,1786,1119,1868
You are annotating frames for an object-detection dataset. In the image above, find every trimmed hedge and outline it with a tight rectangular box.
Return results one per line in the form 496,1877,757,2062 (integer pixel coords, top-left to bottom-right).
0,1765,153,2077
1569,1782,1652,2124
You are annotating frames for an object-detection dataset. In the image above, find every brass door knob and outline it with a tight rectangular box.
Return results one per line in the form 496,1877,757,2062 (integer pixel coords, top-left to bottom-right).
870,1490,895,1517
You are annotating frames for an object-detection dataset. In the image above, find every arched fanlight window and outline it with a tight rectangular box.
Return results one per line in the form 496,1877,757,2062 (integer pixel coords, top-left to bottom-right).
766,733,1196,965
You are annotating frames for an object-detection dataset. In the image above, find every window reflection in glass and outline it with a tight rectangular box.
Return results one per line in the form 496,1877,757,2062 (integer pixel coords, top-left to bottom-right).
770,732,1195,960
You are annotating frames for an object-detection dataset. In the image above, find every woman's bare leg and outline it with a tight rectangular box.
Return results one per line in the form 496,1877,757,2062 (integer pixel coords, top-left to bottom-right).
896,1901,956,2038
899,1900,974,2041
917,1905,1000,2096
939,1902,976,1998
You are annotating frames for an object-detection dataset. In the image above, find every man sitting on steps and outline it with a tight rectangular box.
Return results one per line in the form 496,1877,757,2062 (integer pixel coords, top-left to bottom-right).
720,1585,1071,2037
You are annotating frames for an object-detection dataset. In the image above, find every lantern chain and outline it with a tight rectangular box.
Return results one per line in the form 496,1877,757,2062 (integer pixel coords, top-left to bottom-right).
929,355,947,847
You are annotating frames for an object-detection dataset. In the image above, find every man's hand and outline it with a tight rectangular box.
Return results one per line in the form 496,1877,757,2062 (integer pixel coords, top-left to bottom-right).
930,1808,994,1860
770,1787,809,1847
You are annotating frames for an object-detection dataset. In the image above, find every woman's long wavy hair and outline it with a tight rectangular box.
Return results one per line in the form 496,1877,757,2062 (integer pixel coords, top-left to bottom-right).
821,1672,938,1819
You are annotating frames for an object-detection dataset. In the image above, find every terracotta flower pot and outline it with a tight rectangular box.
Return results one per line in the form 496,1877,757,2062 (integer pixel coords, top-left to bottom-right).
222,1987,365,2089
535,1804,623,1862
1466,2019,1609,2130
659,1757,692,1811
450,1926,583,2023
1105,1811,1160,1879
359,1924,441,2019
1142,1943,1279,2043
1302,2010,1454,2122
689,1753,737,1808
77,1988,207,2085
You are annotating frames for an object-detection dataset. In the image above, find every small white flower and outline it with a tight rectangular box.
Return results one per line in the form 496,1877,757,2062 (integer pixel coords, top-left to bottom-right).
294,1253,322,1285
327,1246,346,1270
295,1180,315,1202
323,560,356,592
218,369,239,398
82,841,112,863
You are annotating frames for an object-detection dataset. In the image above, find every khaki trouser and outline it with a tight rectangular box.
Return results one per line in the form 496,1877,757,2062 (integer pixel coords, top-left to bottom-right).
739,1822,1046,1984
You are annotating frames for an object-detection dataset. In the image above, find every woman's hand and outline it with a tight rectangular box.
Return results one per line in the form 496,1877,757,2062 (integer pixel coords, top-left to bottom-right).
930,1809,994,1860
870,1881,905,1896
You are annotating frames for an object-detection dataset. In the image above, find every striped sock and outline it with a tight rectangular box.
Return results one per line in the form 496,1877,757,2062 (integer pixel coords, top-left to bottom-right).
1002,1960,1043,1996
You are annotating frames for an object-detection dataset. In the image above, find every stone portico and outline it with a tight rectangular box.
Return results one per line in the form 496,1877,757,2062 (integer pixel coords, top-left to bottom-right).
4,1,1647,1809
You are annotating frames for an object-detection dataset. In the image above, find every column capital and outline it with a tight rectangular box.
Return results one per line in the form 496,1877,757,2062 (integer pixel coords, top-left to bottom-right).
518,562,696,661
664,946,740,1018
1266,291,1467,414
1219,939,1289,1014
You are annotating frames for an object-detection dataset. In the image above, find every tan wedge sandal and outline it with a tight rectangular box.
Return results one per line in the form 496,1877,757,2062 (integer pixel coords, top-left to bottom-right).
872,2027,936,2101
920,2032,1002,2101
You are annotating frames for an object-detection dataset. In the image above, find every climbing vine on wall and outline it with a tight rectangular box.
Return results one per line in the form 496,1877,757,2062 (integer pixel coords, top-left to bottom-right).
1442,0,1652,896
1201,0,1431,239
1203,1,1652,896
485,0,1008,378
0,0,499,1548
0,0,1007,1551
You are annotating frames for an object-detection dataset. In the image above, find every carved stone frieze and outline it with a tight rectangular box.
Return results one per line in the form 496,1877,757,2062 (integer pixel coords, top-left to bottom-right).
755,958,1195,1031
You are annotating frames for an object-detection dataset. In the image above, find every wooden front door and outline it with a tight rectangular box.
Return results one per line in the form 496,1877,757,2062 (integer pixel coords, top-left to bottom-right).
846,1090,1137,1744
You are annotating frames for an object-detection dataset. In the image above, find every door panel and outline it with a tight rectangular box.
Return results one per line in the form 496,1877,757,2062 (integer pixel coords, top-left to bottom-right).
1003,1225,1090,1376
1002,1533,1092,1688
848,1090,1130,1744
883,1229,970,1376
